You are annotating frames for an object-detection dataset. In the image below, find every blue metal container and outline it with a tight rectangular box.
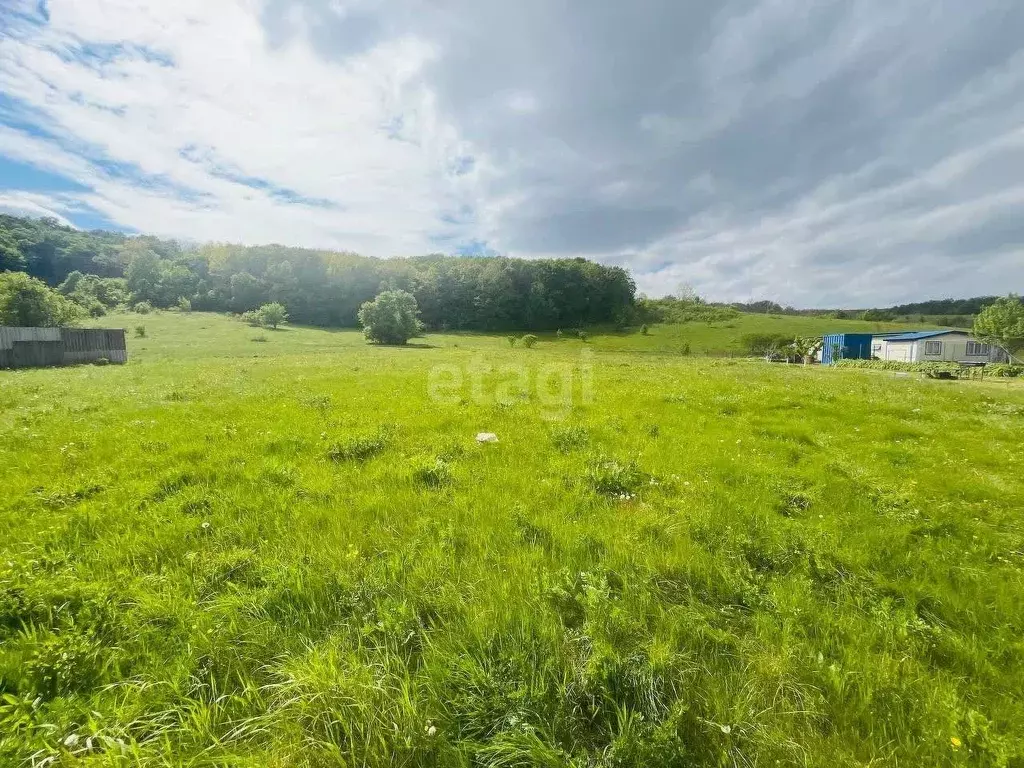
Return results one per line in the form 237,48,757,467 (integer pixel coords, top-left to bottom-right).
821,333,874,365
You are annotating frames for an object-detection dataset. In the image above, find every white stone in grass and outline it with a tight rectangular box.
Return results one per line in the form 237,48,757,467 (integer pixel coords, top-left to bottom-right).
476,433,499,444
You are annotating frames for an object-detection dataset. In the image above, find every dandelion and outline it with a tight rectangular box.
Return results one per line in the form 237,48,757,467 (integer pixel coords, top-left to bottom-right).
950,737,962,750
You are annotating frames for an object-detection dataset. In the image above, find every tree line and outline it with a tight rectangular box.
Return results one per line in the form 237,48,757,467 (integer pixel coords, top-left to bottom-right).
0,215,636,330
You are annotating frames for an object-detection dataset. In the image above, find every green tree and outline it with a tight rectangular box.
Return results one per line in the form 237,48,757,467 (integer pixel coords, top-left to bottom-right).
0,271,83,326
973,295,1024,360
0,230,26,272
125,249,163,303
358,290,422,345
258,302,288,329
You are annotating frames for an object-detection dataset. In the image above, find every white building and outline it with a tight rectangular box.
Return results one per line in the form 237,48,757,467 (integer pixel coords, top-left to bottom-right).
872,330,1007,363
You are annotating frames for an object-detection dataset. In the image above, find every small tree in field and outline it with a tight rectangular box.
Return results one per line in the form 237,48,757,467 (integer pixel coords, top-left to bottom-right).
0,272,82,327
258,302,288,329
974,295,1024,361
358,290,422,345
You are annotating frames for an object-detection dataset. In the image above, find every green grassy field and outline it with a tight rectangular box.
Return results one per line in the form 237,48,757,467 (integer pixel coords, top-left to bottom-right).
2,312,1023,767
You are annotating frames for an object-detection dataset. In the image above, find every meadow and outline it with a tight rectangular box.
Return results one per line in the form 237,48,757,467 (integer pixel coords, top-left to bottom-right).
1,312,1023,767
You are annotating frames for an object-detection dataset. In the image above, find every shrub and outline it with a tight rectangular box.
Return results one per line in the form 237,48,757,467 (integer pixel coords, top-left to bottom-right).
358,290,422,345
0,271,83,327
134,325,146,338
832,359,963,376
507,336,517,347
133,301,153,315
679,342,691,356
742,333,794,357
327,433,389,462
258,302,288,329
241,310,263,327
25,629,107,699
412,457,453,488
986,364,1023,378
556,329,563,339
578,330,589,342
640,324,649,335
93,357,110,366
252,334,268,343
550,425,590,453
587,458,645,498
520,334,539,348
177,297,192,312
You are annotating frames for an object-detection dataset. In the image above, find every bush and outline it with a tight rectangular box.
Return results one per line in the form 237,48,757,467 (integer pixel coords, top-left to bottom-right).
177,297,192,312
258,302,288,329
358,290,422,345
550,425,590,453
987,364,1023,378
0,272,83,327
241,310,263,327
832,359,962,375
741,333,794,357
134,325,146,338
133,301,153,315
507,336,517,347
412,457,453,488
640,324,649,335
327,433,389,462
578,330,589,342
587,459,644,499
520,334,539,348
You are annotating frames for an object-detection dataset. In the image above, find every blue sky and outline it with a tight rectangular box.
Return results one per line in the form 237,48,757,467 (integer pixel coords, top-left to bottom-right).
1,0,1023,305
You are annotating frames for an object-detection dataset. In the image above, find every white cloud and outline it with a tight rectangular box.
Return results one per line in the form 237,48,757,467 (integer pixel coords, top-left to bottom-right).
0,191,76,225
2,0,1023,305
0,0,472,253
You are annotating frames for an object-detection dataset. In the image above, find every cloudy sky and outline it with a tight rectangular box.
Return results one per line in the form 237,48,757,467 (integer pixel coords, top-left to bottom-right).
1,0,1022,306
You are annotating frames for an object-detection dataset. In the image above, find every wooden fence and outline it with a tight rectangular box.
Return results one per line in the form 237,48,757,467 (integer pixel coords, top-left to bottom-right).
0,327,127,369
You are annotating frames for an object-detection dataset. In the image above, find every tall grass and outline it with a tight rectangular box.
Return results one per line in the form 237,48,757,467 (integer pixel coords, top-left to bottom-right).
1,312,1022,766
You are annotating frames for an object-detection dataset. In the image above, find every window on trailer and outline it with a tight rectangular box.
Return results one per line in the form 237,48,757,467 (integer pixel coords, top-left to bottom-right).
966,341,990,356
925,340,943,355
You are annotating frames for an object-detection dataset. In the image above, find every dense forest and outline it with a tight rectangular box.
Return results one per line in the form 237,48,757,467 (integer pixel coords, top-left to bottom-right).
0,215,636,330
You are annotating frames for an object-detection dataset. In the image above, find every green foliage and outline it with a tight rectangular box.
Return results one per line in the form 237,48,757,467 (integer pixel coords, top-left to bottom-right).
833,359,962,374
358,290,422,345
520,334,539,348
411,456,454,487
257,302,288,329
0,271,83,326
741,333,794,357
640,324,648,335
637,296,739,325
240,310,262,327
177,296,192,312
861,308,895,321
987,364,1023,378
587,458,645,498
134,325,146,338
327,431,390,462
0,215,636,331
973,295,1024,357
